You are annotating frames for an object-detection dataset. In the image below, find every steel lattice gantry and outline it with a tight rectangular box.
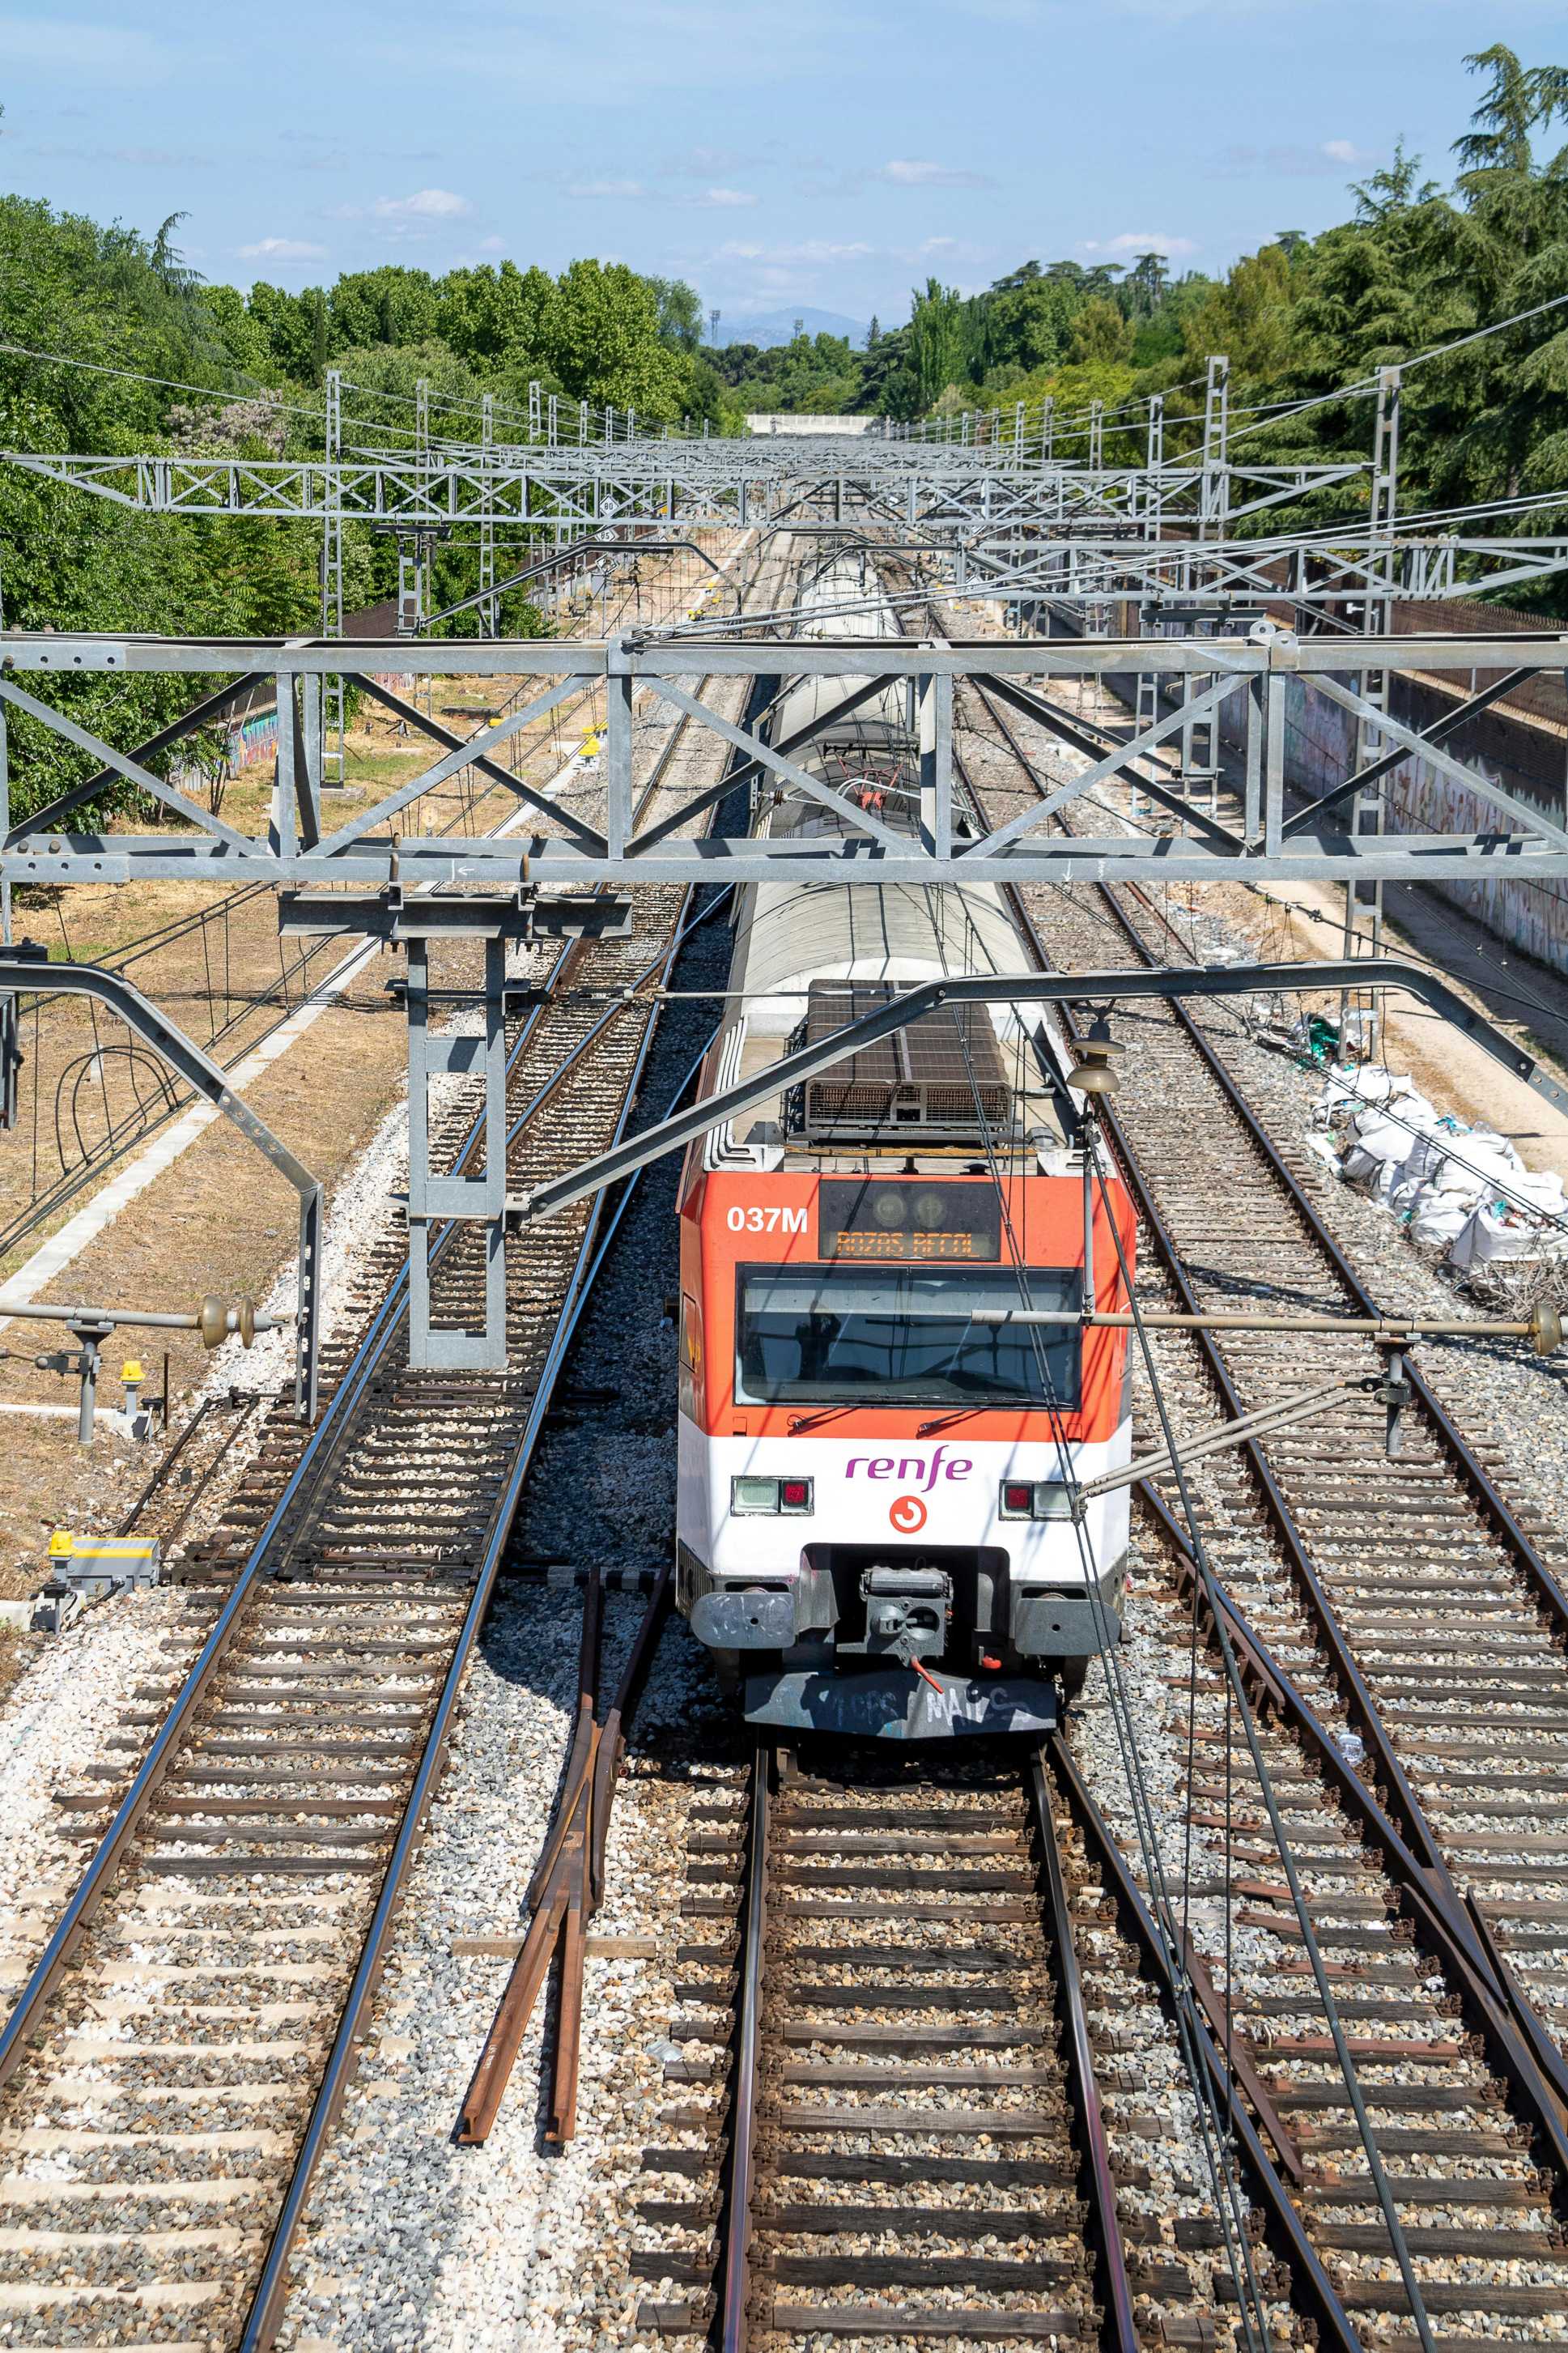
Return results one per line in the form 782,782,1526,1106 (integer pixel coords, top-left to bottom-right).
4,625,1568,890
13,440,1568,611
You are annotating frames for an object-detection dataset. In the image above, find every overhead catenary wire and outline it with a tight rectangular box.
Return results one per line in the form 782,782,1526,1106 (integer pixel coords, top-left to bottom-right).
922,544,1438,2330
0,338,323,420
891,621,1277,2333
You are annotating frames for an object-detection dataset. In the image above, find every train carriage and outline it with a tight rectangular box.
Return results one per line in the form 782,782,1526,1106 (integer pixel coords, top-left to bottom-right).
674,558,1136,1738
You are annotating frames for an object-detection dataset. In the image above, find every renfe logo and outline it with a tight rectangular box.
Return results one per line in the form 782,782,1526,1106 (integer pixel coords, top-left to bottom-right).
890,1495,928,1534
847,1445,973,1492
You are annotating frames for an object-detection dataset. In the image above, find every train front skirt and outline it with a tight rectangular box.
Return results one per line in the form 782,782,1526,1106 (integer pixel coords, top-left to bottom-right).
744,1665,1060,1741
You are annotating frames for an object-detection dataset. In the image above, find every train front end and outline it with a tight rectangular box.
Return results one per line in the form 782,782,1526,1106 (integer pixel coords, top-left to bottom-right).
678,1155,1133,1738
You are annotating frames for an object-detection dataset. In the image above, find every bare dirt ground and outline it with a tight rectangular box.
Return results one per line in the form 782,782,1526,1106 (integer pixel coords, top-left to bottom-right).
0,546,732,1605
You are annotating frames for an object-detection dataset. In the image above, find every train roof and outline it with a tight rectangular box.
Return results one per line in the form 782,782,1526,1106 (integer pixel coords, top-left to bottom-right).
691,548,1077,1179
731,863,1036,1038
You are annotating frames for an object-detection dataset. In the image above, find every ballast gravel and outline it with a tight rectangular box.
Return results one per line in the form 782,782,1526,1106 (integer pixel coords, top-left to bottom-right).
5,668,1568,2342
0,966,547,2019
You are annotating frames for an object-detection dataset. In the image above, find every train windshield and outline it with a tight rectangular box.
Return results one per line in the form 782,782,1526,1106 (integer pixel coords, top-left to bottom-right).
735,1265,1081,1408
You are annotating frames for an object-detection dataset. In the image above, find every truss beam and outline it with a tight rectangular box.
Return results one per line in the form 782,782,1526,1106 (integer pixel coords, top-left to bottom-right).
4,628,1566,891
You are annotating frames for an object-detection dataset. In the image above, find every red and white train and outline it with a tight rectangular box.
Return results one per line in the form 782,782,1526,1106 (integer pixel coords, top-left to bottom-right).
674,559,1136,1738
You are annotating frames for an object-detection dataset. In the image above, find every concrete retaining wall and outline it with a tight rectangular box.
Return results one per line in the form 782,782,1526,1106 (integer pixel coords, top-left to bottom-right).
1112,653,1568,980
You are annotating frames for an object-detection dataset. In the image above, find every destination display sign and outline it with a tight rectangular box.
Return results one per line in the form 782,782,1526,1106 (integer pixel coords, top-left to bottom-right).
818,1179,1003,1261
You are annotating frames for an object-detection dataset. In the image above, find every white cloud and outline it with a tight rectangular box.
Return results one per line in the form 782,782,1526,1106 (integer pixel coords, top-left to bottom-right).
695,186,757,207
1081,230,1198,257
660,143,746,178
372,187,471,219
567,177,644,198
880,158,994,189
237,236,328,261
0,15,169,79
916,236,989,266
1213,138,1382,178
477,234,506,253
717,239,873,264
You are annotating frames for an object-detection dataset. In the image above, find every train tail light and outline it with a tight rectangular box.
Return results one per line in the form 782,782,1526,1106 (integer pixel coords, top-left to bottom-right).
1000,1478,1075,1521
732,1475,814,1517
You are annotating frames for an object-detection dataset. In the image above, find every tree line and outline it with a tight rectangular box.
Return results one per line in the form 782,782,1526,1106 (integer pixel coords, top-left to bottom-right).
0,40,1563,822
706,42,1568,598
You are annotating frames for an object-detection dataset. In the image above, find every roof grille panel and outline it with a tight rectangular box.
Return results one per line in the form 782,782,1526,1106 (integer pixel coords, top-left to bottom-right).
793,981,1016,1144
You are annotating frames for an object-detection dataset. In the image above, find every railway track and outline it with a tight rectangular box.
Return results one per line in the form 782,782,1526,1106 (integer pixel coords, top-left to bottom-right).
0,534,796,2351
631,1742,1281,2349
938,649,1568,2340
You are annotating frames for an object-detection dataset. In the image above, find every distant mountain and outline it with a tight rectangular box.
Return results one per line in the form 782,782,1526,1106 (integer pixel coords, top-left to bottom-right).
715,307,870,351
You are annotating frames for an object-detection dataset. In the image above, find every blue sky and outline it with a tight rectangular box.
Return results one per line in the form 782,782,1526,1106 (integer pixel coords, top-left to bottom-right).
2,0,1562,330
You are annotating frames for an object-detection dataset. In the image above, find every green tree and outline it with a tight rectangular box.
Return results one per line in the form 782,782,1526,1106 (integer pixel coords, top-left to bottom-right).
547,261,686,414
646,275,703,351
908,278,968,405
329,266,439,351
1069,296,1135,365
1454,42,1568,184
1179,244,1303,377
197,283,273,380
244,282,321,381
1123,251,1170,316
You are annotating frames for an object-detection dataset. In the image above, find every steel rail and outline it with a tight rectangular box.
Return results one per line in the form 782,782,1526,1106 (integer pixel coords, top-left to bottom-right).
0,898,575,2091
906,573,1568,2317
0,1247,411,2094
1047,1736,1366,2353
550,1571,606,1909
0,621,756,2340
1083,889,1568,2006
958,662,1568,2181
117,1392,265,1544
456,1028,708,2142
972,657,1568,1621
1139,1483,1568,2165
1163,966,1568,1632
712,1743,770,2353
240,891,691,2347
457,1559,673,2145
1026,1754,1139,2352
970,663,1568,1853
239,587,795,2338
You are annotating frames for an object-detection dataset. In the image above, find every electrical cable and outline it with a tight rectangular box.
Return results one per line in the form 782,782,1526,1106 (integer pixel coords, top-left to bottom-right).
948,1010,1274,2350
0,338,320,418
1086,1118,1439,2349
914,538,1437,2330
857,582,1281,2331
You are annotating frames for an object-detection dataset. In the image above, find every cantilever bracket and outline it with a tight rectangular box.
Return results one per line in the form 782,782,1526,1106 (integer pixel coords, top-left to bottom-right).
507,956,1568,1229
0,958,324,1421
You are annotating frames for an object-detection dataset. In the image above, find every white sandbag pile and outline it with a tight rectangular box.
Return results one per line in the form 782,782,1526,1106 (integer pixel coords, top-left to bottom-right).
1315,1065,1568,1270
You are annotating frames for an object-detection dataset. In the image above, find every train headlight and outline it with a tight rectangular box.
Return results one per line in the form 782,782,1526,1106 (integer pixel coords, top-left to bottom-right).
871,1189,907,1230
1000,1478,1074,1521
731,1475,814,1517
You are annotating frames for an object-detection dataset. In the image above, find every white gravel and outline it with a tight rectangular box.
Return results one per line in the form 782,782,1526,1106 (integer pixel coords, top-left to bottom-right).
0,1580,189,1993
272,1592,728,2353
